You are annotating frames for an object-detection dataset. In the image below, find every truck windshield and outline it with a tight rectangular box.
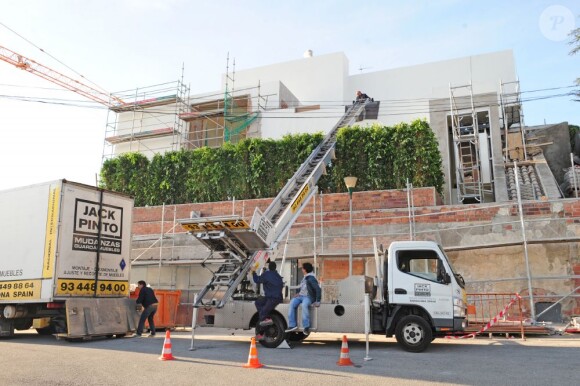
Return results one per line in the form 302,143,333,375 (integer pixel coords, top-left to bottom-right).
437,244,465,289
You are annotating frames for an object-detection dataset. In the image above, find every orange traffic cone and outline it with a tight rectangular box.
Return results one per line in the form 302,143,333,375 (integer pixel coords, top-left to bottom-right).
336,335,354,366
242,337,264,369
159,330,175,361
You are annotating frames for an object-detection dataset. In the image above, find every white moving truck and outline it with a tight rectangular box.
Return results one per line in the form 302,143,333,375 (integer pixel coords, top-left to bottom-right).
0,180,138,339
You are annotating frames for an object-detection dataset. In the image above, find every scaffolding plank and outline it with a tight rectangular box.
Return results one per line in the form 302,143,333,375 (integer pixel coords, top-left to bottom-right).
110,95,178,112
106,127,176,144
179,109,224,121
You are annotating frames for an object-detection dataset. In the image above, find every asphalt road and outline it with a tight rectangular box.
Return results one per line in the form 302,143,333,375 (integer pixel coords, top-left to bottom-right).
1,328,578,386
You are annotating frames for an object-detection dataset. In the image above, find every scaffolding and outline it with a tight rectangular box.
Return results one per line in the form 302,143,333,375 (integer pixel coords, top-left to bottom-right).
102,79,190,163
101,55,266,162
449,83,494,203
500,79,527,162
499,80,548,201
179,55,261,148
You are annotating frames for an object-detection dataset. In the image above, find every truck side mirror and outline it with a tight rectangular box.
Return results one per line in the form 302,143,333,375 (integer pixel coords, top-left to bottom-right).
443,273,451,284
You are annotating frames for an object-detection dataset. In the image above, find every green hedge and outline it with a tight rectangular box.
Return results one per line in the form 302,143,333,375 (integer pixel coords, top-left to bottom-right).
100,119,444,206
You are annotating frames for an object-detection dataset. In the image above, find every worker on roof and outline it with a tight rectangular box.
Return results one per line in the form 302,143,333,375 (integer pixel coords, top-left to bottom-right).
355,90,372,103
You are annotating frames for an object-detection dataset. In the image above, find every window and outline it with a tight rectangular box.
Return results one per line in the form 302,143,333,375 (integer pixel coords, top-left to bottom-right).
397,250,446,283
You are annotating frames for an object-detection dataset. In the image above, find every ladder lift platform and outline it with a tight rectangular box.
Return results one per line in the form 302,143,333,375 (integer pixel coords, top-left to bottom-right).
179,215,268,253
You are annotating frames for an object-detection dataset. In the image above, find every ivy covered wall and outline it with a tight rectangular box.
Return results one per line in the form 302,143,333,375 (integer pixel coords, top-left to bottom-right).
100,119,444,206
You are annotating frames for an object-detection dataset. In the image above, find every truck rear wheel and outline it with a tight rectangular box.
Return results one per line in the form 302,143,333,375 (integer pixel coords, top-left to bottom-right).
36,326,55,335
36,316,67,336
395,315,432,353
257,314,286,349
14,318,33,331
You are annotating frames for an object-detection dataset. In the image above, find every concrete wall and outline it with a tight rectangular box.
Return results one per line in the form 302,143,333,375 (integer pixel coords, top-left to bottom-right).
527,122,571,185
232,52,349,109
348,50,516,127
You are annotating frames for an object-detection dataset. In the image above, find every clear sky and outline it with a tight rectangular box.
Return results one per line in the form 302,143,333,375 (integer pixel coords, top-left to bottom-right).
0,0,578,190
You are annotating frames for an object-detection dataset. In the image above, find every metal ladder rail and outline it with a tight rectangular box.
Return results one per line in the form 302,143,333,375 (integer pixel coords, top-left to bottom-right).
192,228,251,306
259,102,365,226
193,249,244,306
194,103,366,308
194,249,260,308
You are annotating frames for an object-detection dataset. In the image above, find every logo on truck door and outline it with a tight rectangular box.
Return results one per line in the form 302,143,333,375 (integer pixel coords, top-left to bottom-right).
72,199,123,255
414,283,431,297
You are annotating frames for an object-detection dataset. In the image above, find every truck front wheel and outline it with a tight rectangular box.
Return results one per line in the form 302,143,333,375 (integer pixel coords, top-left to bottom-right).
257,314,286,349
395,315,433,353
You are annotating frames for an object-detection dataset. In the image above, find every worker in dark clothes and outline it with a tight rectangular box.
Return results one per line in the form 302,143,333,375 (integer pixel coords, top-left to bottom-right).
134,280,159,337
252,261,284,340
356,90,372,102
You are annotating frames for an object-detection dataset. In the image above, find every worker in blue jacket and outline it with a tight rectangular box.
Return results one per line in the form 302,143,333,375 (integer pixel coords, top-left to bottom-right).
252,261,284,340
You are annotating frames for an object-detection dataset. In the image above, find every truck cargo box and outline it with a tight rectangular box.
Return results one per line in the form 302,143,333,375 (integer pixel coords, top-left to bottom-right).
0,179,133,303
0,180,138,338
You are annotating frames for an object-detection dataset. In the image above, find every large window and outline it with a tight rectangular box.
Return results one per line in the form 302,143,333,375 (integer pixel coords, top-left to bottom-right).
397,250,446,283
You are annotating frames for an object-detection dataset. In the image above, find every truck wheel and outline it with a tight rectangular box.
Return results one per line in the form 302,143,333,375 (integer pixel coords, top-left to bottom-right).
36,316,67,336
14,318,33,331
395,315,433,353
258,314,286,349
36,326,55,335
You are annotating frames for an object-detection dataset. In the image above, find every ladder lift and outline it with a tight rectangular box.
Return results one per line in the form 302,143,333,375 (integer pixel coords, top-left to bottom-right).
178,101,368,308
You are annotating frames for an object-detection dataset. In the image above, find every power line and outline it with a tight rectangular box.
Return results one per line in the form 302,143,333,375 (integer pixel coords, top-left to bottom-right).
0,84,576,115
0,21,110,94
0,83,70,92
0,94,105,109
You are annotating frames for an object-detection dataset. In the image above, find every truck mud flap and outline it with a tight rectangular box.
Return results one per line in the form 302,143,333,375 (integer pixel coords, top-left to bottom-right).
0,319,14,337
64,298,139,338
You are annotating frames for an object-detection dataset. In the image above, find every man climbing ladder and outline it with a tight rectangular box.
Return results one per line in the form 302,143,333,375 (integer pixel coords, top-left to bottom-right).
252,261,284,340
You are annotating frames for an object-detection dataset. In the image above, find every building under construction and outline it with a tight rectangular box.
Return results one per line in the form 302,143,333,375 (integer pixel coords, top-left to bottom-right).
102,50,578,331
102,50,572,206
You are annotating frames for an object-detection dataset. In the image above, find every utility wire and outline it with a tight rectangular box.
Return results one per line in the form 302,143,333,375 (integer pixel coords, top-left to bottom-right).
0,81,576,115
0,20,110,94
0,94,106,109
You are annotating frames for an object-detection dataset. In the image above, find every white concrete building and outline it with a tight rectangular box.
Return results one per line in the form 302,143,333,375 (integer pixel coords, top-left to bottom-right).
105,50,539,205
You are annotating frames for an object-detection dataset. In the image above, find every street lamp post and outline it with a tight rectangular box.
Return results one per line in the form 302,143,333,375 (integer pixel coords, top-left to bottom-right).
344,176,358,277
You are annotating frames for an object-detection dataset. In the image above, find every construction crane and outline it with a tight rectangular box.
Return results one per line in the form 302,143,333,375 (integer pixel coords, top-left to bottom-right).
0,44,125,108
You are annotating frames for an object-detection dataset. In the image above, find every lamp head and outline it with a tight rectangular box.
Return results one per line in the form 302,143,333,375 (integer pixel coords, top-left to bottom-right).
344,176,357,189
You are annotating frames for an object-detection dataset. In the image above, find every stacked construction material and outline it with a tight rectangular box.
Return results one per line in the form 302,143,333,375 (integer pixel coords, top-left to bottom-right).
506,164,544,200
560,166,580,197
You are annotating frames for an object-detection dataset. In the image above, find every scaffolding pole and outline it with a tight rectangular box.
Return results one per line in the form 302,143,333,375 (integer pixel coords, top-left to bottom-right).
513,161,535,320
